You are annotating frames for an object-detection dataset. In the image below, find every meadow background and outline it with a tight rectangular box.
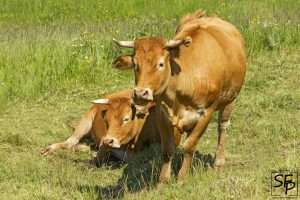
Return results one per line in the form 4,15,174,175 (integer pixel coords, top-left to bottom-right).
0,0,299,199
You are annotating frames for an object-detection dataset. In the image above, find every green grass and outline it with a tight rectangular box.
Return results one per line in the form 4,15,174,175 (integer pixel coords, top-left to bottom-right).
0,0,299,199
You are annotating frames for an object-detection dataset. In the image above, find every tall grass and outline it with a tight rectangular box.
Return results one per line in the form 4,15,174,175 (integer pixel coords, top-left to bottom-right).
0,1,299,199
0,0,299,110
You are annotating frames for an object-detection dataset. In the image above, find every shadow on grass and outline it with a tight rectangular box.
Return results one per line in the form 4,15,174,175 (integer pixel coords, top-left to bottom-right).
72,155,126,170
77,144,214,199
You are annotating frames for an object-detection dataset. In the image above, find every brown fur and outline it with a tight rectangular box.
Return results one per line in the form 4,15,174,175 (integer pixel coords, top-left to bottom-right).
41,89,181,163
113,10,246,181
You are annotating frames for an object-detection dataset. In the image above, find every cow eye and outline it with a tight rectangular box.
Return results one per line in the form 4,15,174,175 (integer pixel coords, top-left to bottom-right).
124,116,130,123
157,57,164,70
157,62,164,70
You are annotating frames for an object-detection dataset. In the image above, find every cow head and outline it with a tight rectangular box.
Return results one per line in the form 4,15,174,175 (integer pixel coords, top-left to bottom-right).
113,37,191,105
91,97,152,150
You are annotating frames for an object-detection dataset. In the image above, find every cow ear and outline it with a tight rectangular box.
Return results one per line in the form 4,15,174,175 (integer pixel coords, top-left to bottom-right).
113,55,133,70
101,109,107,119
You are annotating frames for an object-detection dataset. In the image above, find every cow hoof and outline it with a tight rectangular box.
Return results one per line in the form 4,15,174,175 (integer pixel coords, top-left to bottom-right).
177,170,188,180
212,164,223,171
159,174,171,183
40,147,54,156
212,158,225,171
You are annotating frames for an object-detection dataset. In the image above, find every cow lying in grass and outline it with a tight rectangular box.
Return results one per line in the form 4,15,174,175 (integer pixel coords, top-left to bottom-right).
41,89,181,163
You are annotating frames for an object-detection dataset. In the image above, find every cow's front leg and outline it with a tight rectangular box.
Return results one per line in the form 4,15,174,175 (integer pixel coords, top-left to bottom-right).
178,107,214,179
41,136,80,156
41,110,94,156
156,105,175,182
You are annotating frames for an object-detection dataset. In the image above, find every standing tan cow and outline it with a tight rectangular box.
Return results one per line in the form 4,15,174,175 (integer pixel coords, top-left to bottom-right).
112,10,246,181
41,89,181,163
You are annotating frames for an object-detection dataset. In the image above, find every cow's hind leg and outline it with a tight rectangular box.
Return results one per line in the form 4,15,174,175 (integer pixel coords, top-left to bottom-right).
213,99,236,170
178,107,214,179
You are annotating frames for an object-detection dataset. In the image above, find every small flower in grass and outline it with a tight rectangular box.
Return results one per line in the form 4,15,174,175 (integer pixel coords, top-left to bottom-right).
249,17,261,26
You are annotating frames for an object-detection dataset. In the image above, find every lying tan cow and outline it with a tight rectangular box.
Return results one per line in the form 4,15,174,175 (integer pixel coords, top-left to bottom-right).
41,89,181,163
113,10,246,181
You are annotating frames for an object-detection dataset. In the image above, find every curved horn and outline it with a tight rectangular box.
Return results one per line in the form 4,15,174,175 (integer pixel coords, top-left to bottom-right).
165,36,192,48
91,99,109,104
112,38,134,48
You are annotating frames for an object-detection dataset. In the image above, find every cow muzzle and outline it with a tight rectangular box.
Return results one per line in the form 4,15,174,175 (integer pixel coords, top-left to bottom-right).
133,87,153,103
102,137,121,149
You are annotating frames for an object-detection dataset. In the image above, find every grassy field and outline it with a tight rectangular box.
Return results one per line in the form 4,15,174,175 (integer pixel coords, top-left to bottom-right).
0,0,299,199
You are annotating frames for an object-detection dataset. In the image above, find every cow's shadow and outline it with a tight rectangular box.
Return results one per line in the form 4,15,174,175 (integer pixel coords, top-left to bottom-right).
78,144,214,199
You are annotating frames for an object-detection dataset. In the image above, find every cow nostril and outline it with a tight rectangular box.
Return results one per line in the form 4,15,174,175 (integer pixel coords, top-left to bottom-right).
142,89,148,97
104,138,114,146
133,89,138,99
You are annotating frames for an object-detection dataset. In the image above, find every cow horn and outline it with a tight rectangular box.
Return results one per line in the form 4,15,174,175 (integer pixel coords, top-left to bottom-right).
112,38,134,48
91,99,109,104
165,36,192,48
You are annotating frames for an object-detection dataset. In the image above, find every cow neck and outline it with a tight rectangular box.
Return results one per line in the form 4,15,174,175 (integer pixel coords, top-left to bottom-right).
157,74,177,109
131,117,146,151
